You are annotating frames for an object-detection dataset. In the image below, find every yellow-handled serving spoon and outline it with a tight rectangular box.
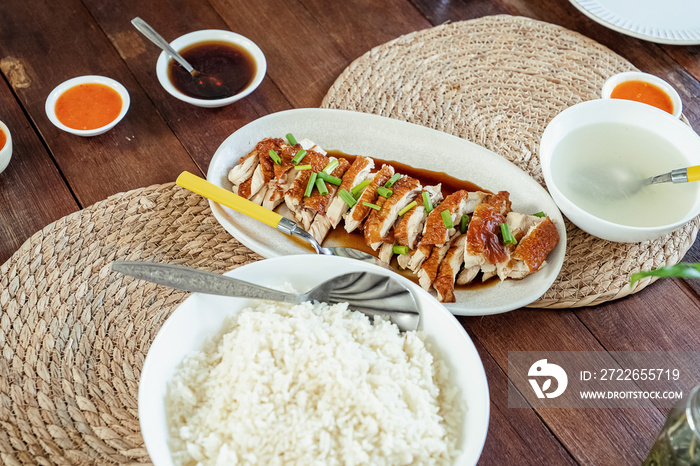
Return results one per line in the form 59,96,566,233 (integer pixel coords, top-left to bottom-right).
647,165,700,186
176,171,387,267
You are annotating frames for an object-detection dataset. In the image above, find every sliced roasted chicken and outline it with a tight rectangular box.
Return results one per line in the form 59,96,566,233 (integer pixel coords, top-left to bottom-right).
326,156,375,228
284,149,330,229
363,175,422,250
395,185,443,269
512,216,559,273
433,234,468,302
344,164,395,233
394,184,442,249
417,243,451,290
228,138,285,198
465,191,512,265
261,143,300,210
306,158,352,243
409,190,485,273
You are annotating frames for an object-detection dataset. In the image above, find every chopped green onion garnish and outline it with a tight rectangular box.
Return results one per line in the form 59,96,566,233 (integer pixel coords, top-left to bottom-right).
385,173,402,188
533,211,546,218
460,214,470,234
268,149,281,165
286,133,298,145
422,192,433,213
304,172,317,197
322,159,339,174
338,189,356,207
315,178,329,196
294,164,312,171
501,222,517,245
392,245,410,255
317,171,342,185
291,149,307,164
441,210,454,229
363,201,381,211
351,179,371,196
377,186,393,198
398,201,417,216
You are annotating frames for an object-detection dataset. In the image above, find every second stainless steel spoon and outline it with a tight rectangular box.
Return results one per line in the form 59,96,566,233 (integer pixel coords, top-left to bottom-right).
111,260,421,332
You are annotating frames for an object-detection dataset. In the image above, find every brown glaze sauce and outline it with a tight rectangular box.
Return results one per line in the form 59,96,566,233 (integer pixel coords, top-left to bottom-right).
327,151,487,197
168,40,256,99
294,150,498,290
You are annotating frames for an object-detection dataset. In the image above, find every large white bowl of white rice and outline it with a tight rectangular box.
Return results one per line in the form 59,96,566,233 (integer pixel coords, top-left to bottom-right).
138,254,489,465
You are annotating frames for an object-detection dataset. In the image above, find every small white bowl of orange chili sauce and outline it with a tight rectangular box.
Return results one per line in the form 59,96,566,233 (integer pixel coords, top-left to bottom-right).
45,75,130,137
0,120,11,174
602,71,682,119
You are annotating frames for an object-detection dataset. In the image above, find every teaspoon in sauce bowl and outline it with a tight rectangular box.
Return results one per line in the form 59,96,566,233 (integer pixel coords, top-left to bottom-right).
131,17,232,99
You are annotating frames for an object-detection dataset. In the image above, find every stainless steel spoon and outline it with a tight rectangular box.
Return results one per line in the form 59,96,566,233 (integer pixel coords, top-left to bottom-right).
574,165,700,200
111,261,420,332
131,17,231,99
176,171,388,268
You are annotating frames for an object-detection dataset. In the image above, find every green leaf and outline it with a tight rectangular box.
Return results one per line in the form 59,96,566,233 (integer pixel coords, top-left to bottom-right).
630,263,700,286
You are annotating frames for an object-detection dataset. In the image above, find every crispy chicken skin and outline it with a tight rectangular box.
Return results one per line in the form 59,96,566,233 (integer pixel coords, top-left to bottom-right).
344,164,395,233
433,235,468,302
418,190,470,248
304,158,351,216
364,175,422,250
512,217,560,273
466,191,512,264
326,156,374,228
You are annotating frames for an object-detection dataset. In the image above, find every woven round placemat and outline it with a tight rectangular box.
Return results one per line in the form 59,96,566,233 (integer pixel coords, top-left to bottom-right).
321,14,700,308
0,183,261,465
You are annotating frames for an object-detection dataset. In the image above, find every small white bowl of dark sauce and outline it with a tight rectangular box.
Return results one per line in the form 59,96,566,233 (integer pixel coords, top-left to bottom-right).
155,29,266,108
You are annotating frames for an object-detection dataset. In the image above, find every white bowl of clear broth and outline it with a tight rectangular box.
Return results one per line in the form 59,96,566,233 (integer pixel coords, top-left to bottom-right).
539,99,700,243
156,29,266,108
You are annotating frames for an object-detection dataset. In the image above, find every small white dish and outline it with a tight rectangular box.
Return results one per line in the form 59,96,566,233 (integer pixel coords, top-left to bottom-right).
602,71,682,119
540,99,700,242
206,108,567,316
0,120,12,174
137,255,490,466
45,75,130,137
155,29,266,108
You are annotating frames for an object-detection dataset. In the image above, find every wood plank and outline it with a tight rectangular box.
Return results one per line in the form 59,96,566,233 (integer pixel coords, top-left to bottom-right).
576,277,700,351
0,0,200,206
461,310,666,464
83,0,293,172
410,0,515,25
208,0,431,109
0,79,78,264
672,236,700,297
472,337,577,465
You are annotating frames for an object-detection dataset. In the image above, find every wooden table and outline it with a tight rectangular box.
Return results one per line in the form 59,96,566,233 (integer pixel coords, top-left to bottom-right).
1,0,699,464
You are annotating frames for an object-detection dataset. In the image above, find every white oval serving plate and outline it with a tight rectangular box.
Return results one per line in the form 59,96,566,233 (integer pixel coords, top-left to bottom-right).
206,108,566,315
